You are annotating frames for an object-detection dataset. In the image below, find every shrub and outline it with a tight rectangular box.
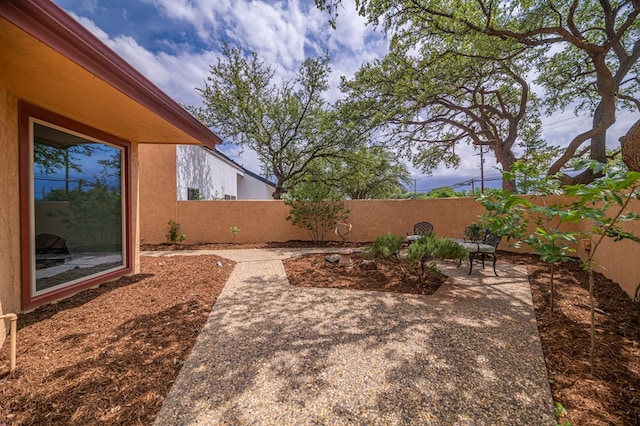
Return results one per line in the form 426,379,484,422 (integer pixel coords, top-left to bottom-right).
166,220,186,245
406,233,468,274
285,198,349,242
463,222,485,242
367,233,404,261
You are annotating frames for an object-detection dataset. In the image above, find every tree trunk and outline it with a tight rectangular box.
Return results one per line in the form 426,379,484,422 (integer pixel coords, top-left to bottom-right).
271,187,283,200
621,119,640,172
493,144,517,192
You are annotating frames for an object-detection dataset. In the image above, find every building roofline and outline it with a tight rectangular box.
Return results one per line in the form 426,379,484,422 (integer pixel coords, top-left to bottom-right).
0,0,222,149
203,146,276,187
203,146,245,173
243,168,276,188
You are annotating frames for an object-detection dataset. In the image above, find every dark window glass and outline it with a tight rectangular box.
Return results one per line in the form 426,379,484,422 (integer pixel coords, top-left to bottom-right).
187,187,201,200
32,122,124,294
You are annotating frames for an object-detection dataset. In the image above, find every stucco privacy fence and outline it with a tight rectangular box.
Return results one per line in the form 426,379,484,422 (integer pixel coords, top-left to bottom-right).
139,197,640,299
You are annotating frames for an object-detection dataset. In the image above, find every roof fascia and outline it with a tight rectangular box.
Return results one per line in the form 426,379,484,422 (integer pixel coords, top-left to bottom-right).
0,0,221,149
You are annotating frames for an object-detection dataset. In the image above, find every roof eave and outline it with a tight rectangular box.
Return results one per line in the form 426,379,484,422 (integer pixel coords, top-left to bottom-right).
0,0,221,149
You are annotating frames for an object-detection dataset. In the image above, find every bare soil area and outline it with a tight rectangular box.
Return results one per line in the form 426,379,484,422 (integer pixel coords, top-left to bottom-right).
1,245,638,425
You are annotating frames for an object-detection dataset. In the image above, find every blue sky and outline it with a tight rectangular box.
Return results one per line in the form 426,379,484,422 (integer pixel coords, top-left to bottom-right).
54,0,636,193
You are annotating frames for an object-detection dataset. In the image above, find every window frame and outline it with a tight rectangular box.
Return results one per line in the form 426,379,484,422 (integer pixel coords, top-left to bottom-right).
19,102,132,310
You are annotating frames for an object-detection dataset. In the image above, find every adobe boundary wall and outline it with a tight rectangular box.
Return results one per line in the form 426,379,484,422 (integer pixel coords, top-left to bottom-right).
139,197,640,299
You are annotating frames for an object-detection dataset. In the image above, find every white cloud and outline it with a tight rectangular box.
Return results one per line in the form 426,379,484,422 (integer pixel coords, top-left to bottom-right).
142,0,231,40
70,13,111,42
73,1,640,191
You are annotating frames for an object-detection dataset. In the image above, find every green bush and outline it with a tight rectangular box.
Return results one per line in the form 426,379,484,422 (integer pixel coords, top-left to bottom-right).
463,222,486,242
406,233,468,274
366,233,404,261
285,197,349,242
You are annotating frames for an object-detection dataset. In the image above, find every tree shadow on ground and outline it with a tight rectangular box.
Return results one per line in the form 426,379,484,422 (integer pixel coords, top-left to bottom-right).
157,260,555,425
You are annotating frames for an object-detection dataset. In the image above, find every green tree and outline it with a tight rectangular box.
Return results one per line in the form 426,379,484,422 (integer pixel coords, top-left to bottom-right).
515,133,562,194
189,44,347,199
424,186,470,199
340,34,545,191
316,0,640,185
297,145,410,199
482,161,640,374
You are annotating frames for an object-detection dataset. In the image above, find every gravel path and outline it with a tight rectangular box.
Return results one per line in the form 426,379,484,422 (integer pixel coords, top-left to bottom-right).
149,249,555,425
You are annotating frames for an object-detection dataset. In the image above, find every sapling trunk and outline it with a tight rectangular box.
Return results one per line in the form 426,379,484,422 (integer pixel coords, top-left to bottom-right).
589,265,595,376
550,262,555,312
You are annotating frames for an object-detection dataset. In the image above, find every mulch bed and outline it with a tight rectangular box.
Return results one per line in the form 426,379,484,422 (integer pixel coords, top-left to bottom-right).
522,253,640,426
1,244,638,425
284,252,447,295
0,255,234,425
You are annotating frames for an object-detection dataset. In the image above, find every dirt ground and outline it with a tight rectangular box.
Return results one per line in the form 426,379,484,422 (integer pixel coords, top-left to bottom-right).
1,244,639,425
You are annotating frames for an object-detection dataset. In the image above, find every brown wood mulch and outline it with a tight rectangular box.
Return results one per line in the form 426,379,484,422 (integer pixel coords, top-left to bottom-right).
0,254,234,425
284,252,447,295
1,244,639,425
522,254,640,426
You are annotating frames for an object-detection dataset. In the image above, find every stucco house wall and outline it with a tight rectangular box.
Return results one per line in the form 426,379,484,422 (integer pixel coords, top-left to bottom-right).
0,0,221,349
174,145,275,200
238,170,276,200
176,145,240,200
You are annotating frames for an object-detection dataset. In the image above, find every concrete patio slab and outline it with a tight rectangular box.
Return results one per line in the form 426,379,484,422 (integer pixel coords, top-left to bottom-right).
150,249,555,425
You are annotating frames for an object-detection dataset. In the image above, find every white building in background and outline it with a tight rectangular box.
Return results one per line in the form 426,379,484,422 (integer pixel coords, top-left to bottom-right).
176,145,275,200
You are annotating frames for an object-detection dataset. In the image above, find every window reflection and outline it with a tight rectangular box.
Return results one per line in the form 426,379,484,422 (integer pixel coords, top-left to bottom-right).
33,122,124,293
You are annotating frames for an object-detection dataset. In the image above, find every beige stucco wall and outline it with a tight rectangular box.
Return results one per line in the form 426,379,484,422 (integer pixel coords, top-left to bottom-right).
139,144,178,245
0,74,21,345
142,198,488,245
576,199,640,298
140,188,640,298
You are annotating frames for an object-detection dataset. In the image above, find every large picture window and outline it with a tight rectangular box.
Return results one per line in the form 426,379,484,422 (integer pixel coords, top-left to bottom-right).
20,103,131,308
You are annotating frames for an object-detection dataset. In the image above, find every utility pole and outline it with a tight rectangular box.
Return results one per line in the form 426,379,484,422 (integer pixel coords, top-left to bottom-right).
413,179,417,198
480,145,485,194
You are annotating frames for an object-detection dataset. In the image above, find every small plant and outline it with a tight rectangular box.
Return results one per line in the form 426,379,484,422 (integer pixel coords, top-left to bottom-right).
406,233,468,276
367,233,404,262
166,219,186,246
554,401,567,419
230,225,240,244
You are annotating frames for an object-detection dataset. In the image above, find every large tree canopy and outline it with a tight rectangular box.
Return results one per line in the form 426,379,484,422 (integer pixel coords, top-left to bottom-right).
295,145,410,199
317,0,640,185
340,29,544,191
189,44,350,199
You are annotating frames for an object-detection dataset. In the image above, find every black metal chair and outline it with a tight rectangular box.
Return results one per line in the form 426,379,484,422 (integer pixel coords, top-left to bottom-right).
458,230,502,275
407,221,434,244
414,221,434,235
